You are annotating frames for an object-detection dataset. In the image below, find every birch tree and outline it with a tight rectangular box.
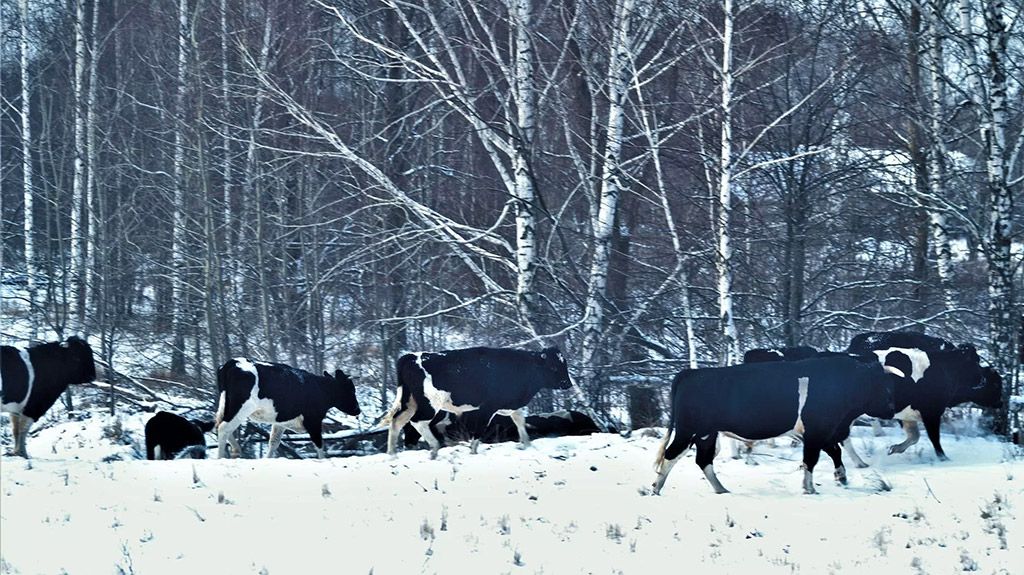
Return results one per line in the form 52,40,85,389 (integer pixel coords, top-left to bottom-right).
169,0,189,374
19,0,37,339
70,0,87,326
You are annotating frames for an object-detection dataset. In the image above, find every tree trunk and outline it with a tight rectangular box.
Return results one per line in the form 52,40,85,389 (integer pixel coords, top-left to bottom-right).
716,0,740,366
169,0,189,375
84,0,100,325
580,0,635,396
20,0,37,340
981,0,1015,435
70,0,87,329
925,2,954,307
627,385,661,429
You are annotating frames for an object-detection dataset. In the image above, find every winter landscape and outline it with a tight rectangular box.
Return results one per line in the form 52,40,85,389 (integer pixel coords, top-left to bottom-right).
2,405,1021,575
3,0,1024,573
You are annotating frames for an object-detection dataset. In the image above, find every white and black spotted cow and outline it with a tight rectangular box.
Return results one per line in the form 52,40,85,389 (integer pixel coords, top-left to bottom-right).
215,358,361,459
1,336,96,457
847,331,1002,461
653,355,900,495
385,346,573,459
145,411,214,460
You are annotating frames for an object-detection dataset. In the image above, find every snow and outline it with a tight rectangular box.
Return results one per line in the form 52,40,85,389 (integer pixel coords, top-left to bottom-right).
2,416,1021,574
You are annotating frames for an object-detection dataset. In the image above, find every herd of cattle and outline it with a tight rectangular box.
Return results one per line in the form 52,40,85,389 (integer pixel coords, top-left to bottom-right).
0,331,1004,495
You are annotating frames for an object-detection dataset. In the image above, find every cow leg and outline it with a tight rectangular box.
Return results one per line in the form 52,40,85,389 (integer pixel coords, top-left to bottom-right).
13,415,33,458
7,415,22,456
841,437,870,469
801,441,823,494
887,420,920,455
696,435,729,494
387,399,419,457
652,430,695,495
920,411,948,461
822,443,847,485
410,419,442,460
267,425,284,459
307,421,326,459
217,415,248,459
509,410,532,449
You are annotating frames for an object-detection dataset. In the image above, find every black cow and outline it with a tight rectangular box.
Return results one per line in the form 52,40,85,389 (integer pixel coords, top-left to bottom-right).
386,347,573,459
742,346,819,363
215,358,361,459
744,347,884,471
847,331,1002,460
1,336,96,457
403,409,601,448
653,356,899,495
145,411,214,460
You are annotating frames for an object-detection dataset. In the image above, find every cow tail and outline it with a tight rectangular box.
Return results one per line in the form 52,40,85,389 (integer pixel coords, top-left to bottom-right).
381,357,407,425
654,424,674,473
214,364,227,428
654,380,679,473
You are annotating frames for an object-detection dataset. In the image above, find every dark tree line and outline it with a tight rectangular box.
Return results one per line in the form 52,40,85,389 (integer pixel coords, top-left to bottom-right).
1,0,1021,431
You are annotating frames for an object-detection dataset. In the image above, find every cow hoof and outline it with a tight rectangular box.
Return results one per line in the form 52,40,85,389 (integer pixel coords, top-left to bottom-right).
714,488,730,495
803,488,818,495
937,453,949,462
856,462,869,469
887,445,906,455
834,474,848,486
429,451,439,461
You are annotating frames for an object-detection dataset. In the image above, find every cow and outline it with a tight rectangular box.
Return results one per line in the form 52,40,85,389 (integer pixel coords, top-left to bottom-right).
403,409,601,449
385,346,573,459
847,331,1002,460
1,336,96,457
652,355,900,495
215,358,361,459
742,346,819,363
145,411,215,460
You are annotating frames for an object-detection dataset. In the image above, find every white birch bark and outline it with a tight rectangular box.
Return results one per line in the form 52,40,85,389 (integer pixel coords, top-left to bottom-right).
247,10,274,360
715,0,740,366
925,2,954,308
85,0,100,317
221,0,232,234
580,0,634,389
170,0,189,373
509,0,540,335
981,0,1013,433
70,0,87,325
20,0,37,338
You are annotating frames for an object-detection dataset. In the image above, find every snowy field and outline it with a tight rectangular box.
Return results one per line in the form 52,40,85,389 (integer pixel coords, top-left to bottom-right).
1,415,1021,575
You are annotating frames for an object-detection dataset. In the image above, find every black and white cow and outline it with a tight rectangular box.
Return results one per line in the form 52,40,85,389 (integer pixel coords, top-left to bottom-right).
403,409,601,448
744,347,883,470
145,411,214,460
386,346,573,459
653,355,900,495
1,336,96,457
847,331,1002,460
215,358,361,459
742,346,819,363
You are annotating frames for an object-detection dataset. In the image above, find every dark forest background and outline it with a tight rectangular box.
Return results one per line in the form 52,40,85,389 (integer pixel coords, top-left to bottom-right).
1,0,1021,431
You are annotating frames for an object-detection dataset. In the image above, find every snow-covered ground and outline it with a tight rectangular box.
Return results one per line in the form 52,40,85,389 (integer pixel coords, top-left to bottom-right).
1,415,1021,575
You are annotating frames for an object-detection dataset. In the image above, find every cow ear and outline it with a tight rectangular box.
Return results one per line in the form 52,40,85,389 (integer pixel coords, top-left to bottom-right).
324,371,332,379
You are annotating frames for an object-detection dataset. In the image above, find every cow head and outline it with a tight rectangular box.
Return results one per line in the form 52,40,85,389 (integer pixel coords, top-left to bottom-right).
539,347,573,390
956,365,1004,408
325,369,361,416
64,336,97,384
946,345,1002,408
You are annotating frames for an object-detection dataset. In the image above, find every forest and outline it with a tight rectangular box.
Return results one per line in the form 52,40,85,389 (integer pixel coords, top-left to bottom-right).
1,0,1021,432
